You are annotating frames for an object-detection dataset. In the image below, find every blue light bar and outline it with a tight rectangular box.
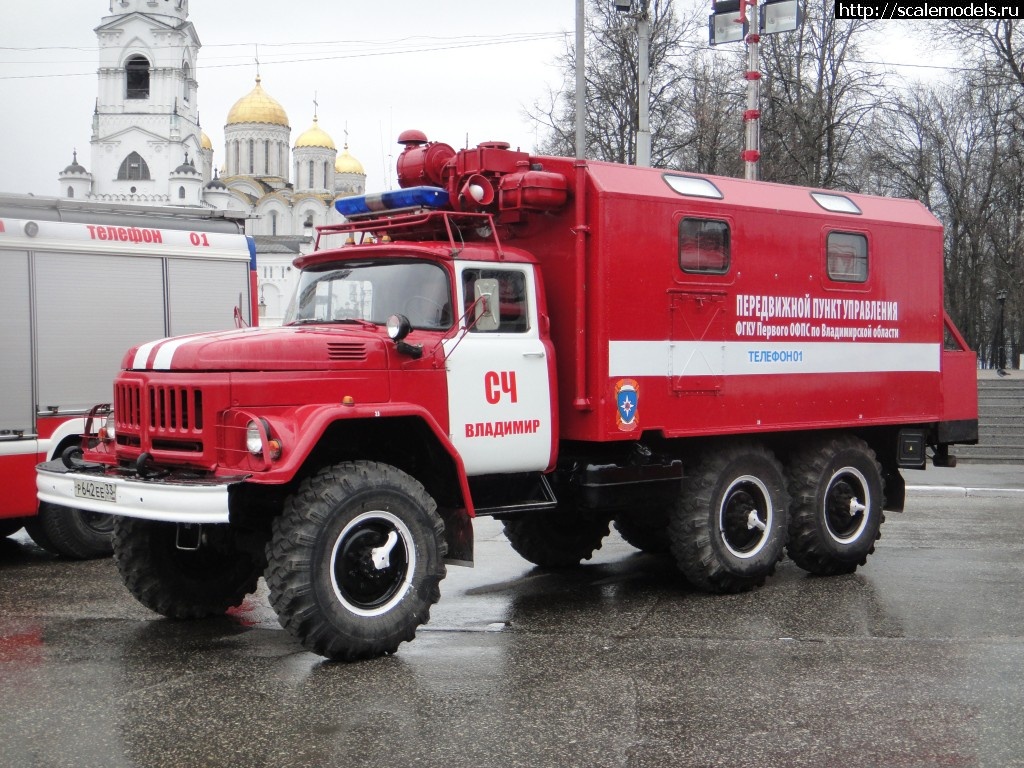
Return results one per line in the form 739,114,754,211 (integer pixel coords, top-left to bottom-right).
334,186,450,217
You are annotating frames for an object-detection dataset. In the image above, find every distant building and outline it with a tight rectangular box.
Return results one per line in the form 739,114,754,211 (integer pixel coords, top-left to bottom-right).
58,0,367,325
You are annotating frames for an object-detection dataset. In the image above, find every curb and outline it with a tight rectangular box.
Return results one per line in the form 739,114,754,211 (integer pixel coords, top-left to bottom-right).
906,485,1024,499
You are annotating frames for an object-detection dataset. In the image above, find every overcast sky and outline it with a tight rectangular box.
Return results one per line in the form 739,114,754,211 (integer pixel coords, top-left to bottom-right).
0,2,950,200
0,0,582,197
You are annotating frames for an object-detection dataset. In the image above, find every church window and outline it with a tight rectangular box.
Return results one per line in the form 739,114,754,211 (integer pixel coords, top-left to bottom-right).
117,151,151,181
178,186,186,200
182,62,191,104
125,55,150,99
248,140,255,174
323,161,329,187
309,160,315,189
264,141,270,174
234,141,240,175
67,187,74,199
270,211,278,235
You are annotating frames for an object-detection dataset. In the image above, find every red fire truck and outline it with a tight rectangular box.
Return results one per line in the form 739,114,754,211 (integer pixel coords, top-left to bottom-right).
2,196,255,557
38,134,977,659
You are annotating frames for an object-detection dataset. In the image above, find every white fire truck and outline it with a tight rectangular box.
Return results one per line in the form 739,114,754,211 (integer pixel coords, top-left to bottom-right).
1,195,255,557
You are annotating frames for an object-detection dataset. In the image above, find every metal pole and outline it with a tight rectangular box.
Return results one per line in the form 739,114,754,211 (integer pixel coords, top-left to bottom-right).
742,0,761,181
576,0,586,159
636,12,651,166
997,290,1008,372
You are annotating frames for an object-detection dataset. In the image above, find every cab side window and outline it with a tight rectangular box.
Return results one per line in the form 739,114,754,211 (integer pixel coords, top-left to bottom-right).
463,268,529,333
679,218,730,274
827,232,868,283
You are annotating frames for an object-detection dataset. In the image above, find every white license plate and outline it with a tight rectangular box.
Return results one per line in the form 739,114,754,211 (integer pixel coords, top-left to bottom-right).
73,479,117,503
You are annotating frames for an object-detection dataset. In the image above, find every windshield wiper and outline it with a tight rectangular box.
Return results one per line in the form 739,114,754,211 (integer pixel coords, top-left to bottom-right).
286,317,378,328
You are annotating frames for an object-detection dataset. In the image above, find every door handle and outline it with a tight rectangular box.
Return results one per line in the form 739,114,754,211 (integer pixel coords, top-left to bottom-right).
523,352,546,358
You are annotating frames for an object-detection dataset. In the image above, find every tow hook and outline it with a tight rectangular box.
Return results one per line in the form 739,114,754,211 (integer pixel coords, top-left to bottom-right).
176,524,202,551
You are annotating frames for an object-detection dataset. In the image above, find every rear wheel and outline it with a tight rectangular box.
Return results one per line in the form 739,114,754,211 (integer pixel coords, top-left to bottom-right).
786,435,885,575
503,502,610,569
669,443,789,593
28,503,113,559
265,461,447,661
613,506,671,554
113,518,263,618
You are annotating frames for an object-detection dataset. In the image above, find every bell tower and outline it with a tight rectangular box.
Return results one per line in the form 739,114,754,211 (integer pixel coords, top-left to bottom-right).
87,0,203,203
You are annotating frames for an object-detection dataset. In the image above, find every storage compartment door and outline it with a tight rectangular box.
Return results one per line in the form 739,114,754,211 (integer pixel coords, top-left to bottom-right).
35,252,166,412
0,249,33,432
167,258,251,335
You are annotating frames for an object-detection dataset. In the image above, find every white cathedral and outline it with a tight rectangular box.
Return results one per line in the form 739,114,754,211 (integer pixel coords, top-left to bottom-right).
57,0,367,323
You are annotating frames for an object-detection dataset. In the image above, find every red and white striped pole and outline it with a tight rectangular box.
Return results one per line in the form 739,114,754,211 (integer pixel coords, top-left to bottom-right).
741,0,761,181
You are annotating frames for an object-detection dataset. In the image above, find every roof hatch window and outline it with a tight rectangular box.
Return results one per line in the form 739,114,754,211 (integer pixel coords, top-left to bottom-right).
811,191,861,214
664,174,723,200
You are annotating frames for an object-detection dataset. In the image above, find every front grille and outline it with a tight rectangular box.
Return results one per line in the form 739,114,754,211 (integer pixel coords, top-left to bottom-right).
115,382,143,430
148,385,203,431
114,380,205,455
327,342,368,362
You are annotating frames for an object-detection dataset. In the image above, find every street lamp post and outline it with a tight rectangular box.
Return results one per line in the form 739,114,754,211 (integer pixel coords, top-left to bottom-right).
709,0,801,179
614,1,651,166
576,0,586,160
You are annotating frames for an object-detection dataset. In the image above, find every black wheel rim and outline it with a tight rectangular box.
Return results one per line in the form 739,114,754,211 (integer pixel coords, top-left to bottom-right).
824,468,870,544
330,511,414,616
719,475,773,559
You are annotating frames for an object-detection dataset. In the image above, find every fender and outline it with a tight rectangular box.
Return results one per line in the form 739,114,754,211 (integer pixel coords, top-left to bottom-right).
229,402,478,517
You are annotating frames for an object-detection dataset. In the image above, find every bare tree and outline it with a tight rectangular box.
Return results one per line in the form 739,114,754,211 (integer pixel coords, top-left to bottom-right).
527,0,735,170
757,0,882,189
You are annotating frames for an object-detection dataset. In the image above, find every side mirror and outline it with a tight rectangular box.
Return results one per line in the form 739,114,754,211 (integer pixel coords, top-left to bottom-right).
473,278,500,331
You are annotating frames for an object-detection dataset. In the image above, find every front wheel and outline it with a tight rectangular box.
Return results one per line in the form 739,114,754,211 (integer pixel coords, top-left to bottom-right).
112,518,263,618
786,435,885,575
669,443,789,593
265,461,447,661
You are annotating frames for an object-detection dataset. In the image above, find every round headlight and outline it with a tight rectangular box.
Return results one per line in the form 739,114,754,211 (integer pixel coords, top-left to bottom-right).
246,420,263,455
101,411,116,443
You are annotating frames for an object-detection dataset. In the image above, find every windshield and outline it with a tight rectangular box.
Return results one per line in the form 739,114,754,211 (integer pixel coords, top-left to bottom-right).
284,260,453,330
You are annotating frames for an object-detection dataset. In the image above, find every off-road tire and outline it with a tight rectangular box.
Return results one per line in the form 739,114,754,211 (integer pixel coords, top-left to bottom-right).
265,461,447,661
669,443,789,593
613,506,671,554
112,518,263,618
30,502,113,559
503,502,610,569
786,435,886,576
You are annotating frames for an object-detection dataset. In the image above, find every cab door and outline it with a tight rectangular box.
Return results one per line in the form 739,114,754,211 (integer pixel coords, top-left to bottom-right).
444,263,554,475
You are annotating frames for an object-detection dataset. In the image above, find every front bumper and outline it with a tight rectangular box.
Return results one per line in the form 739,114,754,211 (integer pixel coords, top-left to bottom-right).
36,459,250,524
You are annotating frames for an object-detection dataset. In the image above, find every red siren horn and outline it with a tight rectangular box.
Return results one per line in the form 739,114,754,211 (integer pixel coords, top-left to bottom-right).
458,174,495,209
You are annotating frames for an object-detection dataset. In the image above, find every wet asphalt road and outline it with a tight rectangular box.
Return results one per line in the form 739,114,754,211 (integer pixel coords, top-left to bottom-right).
2,467,1023,768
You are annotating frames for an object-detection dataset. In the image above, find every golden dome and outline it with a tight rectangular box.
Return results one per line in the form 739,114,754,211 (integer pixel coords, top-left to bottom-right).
200,131,213,150
335,146,365,175
295,116,336,150
226,76,289,127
